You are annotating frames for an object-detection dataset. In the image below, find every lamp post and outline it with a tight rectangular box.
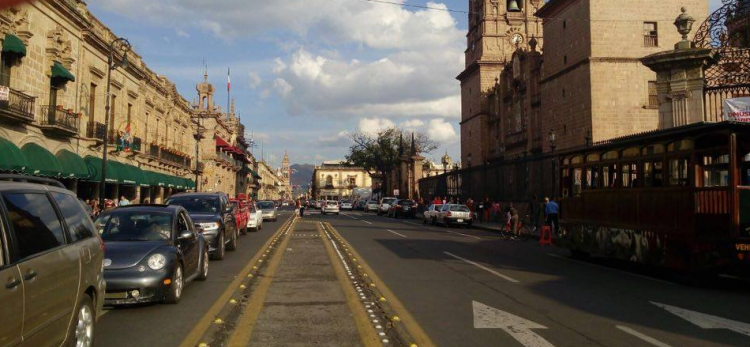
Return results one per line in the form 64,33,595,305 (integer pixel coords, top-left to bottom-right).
192,114,205,191
548,128,558,198
548,129,557,153
99,37,131,212
674,7,696,49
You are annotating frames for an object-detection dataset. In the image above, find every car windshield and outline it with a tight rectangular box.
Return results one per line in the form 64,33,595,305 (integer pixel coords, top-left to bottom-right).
433,204,443,211
96,211,172,242
450,205,470,212
383,199,396,204
257,201,275,209
327,201,338,206
167,197,220,214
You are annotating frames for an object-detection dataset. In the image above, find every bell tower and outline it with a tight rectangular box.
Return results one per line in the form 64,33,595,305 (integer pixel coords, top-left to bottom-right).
196,67,215,111
458,0,543,167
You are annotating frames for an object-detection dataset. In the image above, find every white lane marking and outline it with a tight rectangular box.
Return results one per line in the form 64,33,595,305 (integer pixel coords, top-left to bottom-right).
652,302,750,337
473,301,554,347
444,252,519,283
445,230,483,240
616,326,674,347
362,220,373,225
403,221,422,227
342,213,359,220
547,253,674,286
387,229,407,238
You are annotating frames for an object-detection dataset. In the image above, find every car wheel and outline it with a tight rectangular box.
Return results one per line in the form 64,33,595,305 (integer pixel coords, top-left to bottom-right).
423,217,427,224
67,294,95,347
213,233,226,260
227,229,238,252
164,265,184,304
197,249,209,281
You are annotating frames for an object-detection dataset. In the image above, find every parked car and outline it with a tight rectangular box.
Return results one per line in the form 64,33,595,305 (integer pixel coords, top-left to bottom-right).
423,204,443,224
387,199,417,218
0,175,105,347
96,205,209,305
365,200,379,213
340,200,353,210
229,198,249,235
377,197,398,216
165,193,237,260
437,204,473,227
256,200,278,221
247,204,264,231
313,200,323,209
322,200,340,215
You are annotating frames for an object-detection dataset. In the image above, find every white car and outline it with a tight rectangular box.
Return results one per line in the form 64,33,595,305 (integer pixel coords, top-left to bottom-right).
377,197,398,216
322,200,340,215
365,200,379,213
247,205,264,231
423,204,443,224
257,200,278,221
340,200,353,210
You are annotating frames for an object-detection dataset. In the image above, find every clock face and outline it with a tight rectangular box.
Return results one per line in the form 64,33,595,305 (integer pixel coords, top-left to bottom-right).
511,33,523,45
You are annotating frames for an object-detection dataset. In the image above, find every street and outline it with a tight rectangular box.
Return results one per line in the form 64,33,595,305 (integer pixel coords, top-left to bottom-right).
93,209,750,347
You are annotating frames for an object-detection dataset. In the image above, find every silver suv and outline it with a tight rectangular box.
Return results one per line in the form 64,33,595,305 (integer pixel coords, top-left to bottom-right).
0,175,105,347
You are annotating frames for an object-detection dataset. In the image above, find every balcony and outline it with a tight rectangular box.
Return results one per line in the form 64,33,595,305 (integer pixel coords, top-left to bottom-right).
148,143,159,159
39,105,79,136
0,88,35,123
86,121,106,142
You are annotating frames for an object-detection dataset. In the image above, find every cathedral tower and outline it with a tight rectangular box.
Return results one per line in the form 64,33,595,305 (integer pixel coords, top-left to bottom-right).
458,0,543,167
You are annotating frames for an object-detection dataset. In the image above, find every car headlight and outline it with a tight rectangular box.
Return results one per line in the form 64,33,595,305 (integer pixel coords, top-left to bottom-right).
197,222,220,231
147,254,167,270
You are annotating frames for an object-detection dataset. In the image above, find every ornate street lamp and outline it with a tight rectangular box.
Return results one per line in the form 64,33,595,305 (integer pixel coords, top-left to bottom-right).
674,7,696,49
548,129,557,153
192,114,206,191
100,37,131,212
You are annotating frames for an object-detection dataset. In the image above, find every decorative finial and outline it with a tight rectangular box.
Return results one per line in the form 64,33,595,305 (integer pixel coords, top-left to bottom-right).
529,35,538,51
674,7,695,49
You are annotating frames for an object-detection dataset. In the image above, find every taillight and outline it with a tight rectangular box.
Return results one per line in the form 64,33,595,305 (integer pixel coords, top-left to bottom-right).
96,233,105,252
446,212,452,217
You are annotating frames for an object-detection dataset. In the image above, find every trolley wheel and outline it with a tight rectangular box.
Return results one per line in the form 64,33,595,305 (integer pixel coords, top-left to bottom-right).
518,225,531,241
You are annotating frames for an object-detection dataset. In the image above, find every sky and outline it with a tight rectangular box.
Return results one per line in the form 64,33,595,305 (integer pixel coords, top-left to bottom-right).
87,0,724,167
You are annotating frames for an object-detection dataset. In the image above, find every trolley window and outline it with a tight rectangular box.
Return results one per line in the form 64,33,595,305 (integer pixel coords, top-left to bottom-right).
602,151,618,160
622,163,639,188
622,148,640,158
584,166,600,190
602,163,618,189
643,160,664,187
586,153,600,163
668,139,693,152
700,154,729,187
668,158,690,186
573,168,583,197
642,144,665,156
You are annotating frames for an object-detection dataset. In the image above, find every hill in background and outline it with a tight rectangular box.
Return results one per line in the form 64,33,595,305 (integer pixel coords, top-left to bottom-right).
291,164,314,188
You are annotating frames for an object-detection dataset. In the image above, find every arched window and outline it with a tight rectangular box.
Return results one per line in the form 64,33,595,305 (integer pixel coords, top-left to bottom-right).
325,175,333,187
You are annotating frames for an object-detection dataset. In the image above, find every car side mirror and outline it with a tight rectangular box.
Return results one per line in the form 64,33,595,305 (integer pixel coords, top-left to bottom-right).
179,229,194,240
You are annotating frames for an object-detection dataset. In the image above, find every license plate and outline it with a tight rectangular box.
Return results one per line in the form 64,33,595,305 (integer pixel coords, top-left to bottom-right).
105,292,128,299
457,219,464,223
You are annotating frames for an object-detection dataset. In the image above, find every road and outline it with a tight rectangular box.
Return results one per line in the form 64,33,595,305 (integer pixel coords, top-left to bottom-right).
94,211,293,347
95,208,750,347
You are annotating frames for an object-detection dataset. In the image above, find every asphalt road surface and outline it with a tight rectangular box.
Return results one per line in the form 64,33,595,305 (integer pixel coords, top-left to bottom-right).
94,211,293,347
321,210,750,347
95,208,750,347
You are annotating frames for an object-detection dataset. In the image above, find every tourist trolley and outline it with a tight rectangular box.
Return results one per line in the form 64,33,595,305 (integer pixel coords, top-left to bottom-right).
556,121,750,273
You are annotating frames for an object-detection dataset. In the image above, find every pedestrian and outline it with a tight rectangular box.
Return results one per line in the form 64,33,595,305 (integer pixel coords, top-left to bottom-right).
545,197,560,236
483,197,491,223
476,198,485,223
143,198,151,204
492,200,500,223
509,203,519,238
119,196,130,206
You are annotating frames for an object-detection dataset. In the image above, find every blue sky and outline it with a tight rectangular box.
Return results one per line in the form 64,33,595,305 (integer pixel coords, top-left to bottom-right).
88,0,722,167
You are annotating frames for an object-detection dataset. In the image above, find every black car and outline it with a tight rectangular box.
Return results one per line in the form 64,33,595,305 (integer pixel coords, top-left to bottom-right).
387,199,417,218
166,192,237,260
96,205,209,305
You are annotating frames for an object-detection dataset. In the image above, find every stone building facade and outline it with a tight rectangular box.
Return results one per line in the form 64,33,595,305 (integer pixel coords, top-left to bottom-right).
256,160,282,201
536,0,708,151
0,0,256,203
0,0,199,203
312,161,373,201
458,0,544,168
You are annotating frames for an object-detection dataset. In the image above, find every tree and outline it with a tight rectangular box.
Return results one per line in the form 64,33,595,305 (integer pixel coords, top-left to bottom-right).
346,128,437,197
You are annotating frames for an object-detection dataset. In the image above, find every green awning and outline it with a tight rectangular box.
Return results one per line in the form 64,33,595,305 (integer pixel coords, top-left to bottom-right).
185,178,196,189
250,170,261,179
173,176,184,189
166,174,176,188
21,143,62,178
109,162,142,185
135,167,150,187
51,61,75,82
143,171,166,187
2,34,26,56
0,136,27,173
56,150,89,179
84,156,121,183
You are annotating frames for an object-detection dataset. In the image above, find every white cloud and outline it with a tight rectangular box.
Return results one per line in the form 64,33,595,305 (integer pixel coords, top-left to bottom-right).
317,130,352,148
249,72,262,88
426,119,457,142
175,29,190,38
400,119,425,128
359,118,395,136
273,78,293,97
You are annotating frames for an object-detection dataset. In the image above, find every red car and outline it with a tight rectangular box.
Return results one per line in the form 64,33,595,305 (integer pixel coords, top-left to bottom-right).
229,198,249,235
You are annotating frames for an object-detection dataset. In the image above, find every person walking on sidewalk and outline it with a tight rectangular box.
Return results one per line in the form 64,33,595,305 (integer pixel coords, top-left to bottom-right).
545,197,560,236
477,198,485,223
509,203,519,238
483,198,491,223
491,200,500,223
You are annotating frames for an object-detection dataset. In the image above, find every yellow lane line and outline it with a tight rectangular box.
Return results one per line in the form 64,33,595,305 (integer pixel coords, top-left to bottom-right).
325,222,437,347
318,222,382,347
226,220,295,347
178,216,294,347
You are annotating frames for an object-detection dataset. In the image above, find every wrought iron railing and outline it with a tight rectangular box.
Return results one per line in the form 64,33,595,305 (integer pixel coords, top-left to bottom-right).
149,144,159,158
41,105,78,134
0,88,34,121
643,35,658,47
86,121,106,140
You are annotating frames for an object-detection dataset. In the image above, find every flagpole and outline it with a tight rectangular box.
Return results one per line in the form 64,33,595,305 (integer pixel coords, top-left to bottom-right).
227,67,231,120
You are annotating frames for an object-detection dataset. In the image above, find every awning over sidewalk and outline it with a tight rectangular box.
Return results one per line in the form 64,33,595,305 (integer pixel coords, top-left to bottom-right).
21,143,62,178
84,156,121,183
0,137,27,173
56,150,89,179
51,61,75,82
2,34,26,56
